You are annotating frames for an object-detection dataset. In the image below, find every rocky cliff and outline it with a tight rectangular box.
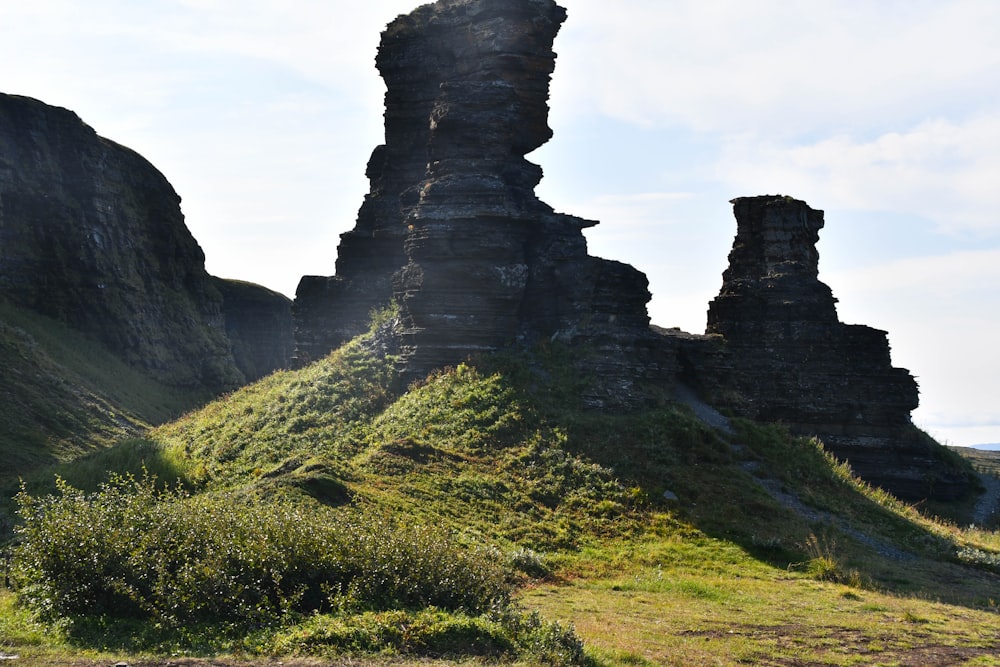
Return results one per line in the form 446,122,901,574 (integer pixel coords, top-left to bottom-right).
683,196,969,500
292,0,970,500
0,93,289,391
294,0,673,406
214,277,293,382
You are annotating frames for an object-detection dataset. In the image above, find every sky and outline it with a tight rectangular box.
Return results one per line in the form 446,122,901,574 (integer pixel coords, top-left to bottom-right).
2,1,999,447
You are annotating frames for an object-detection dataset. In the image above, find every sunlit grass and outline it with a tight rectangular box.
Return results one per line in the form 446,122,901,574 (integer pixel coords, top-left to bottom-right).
4,326,1000,665
524,554,1000,666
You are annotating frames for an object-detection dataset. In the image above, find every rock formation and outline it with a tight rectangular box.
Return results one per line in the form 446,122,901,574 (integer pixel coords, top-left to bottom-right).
0,93,290,390
0,1,971,504
294,0,672,405
213,278,293,382
293,2,967,499
686,195,969,500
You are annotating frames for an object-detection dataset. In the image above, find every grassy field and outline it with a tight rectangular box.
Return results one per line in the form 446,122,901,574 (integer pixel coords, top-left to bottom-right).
523,537,1000,666
2,324,999,666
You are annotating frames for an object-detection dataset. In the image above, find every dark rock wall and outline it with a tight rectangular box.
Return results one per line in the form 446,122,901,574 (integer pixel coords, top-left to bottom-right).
213,278,293,381
291,2,965,498
292,1,450,365
294,0,674,405
388,0,570,369
691,195,969,500
1,93,247,391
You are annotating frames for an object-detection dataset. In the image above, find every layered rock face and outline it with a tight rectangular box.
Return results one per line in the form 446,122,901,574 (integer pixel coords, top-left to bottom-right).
292,1,966,497
694,195,969,500
0,93,288,390
295,0,672,404
213,278,293,382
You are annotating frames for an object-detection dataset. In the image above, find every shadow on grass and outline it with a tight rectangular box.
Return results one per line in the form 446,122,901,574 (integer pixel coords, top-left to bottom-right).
554,396,1000,613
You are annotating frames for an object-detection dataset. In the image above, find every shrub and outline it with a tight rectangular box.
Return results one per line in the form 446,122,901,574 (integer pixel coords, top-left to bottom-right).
499,609,589,666
11,474,511,627
267,607,588,665
269,608,514,657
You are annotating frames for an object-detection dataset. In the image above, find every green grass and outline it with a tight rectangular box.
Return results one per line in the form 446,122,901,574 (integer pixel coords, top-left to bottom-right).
0,301,207,482
3,326,1000,665
953,446,1000,481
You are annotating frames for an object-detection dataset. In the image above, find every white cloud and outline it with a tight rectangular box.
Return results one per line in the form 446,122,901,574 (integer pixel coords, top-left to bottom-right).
549,1,1000,236
714,116,1000,235
553,0,1000,135
133,1,414,88
577,192,694,228
827,248,1000,297
0,2,416,108
824,251,1000,447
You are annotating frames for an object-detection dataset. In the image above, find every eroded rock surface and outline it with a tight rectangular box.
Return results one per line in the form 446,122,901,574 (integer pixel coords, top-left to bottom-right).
214,278,293,382
688,195,970,500
292,2,967,499
0,93,289,391
294,0,673,406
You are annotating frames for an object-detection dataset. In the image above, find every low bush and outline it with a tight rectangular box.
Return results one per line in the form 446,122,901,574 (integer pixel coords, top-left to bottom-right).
267,607,587,666
268,608,514,657
11,474,511,627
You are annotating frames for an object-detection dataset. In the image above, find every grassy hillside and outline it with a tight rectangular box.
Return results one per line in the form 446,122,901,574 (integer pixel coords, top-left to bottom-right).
0,301,206,481
953,446,1000,479
3,327,1000,665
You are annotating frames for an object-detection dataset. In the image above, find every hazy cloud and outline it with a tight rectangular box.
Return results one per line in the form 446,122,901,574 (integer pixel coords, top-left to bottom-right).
714,116,1000,236
554,1,1000,134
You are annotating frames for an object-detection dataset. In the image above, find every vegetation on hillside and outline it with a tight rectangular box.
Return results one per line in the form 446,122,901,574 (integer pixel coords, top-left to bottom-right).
2,318,1000,665
952,445,1000,480
0,301,204,481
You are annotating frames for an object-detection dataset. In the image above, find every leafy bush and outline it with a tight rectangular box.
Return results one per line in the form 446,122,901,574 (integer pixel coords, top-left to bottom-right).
268,607,587,665
268,608,514,657
500,609,589,666
11,474,511,627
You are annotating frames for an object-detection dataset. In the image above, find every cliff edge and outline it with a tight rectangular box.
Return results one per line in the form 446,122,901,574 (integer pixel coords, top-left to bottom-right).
0,93,293,391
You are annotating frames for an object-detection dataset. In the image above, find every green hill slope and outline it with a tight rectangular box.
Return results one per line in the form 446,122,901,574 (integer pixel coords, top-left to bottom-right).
3,326,1000,665
953,446,1000,478
0,301,207,481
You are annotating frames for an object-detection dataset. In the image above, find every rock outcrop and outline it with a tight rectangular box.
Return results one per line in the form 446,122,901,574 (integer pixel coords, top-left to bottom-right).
294,0,672,405
293,2,967,499
686,195,970,500
0,93,289,391
213,278,293,382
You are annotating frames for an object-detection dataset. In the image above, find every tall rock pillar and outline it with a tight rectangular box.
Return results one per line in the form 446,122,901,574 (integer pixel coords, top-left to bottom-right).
701,195,969,500
293,0,674,407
